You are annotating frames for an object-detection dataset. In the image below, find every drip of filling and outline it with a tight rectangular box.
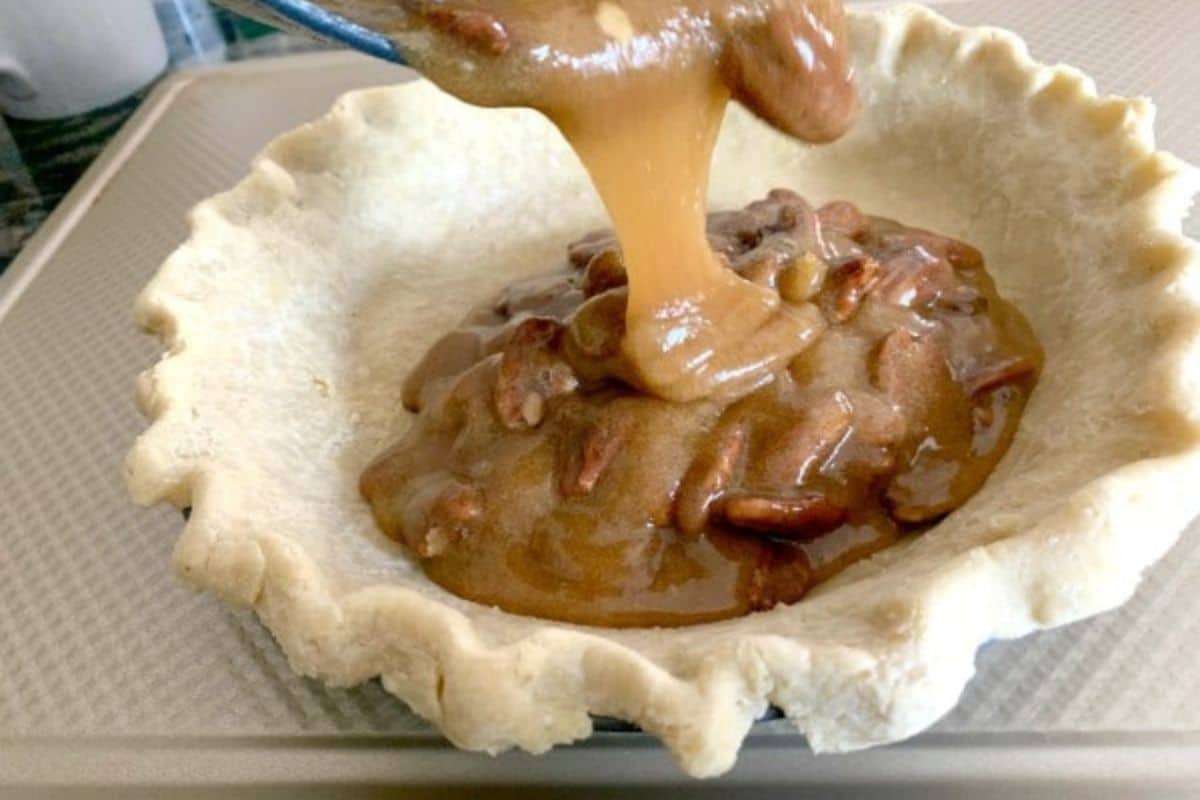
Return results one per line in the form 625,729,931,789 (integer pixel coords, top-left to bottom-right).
361,192,1042,627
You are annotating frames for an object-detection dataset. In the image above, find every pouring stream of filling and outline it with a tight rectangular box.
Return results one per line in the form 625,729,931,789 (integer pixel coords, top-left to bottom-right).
320,0,857,398
326,0,1043,625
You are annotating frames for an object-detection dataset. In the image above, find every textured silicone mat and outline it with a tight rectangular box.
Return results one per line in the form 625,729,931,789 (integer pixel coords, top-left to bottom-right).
0,0,1198,791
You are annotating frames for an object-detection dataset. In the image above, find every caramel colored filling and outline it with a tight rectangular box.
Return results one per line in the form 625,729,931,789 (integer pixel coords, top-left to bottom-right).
326,0,1043,625
361,192,1042,627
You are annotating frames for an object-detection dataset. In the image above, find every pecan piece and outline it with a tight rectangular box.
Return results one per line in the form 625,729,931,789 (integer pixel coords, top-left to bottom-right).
707,190,820,259
562,289,627,382
848,391,908,448
720,493,848,540
944,240,984,271
777,252,828,304
414,480,483,558
719,1,858,144
421,4,509,55
964,356,1037,397
706,209,763,255
567,230,618,268
582,249,627,296
934,285,988,315
756,189,820,237
816,201,869,239
493,318,578,429
734,235,799,288
746,543,813,611
884,472,957,525
872,225,983,271
875,331,977,523
559,412,633,498
873,329,952,418
873,247,956,308
494,274,575,319
761,393,852,485
822,255,881,323
676,423,748,534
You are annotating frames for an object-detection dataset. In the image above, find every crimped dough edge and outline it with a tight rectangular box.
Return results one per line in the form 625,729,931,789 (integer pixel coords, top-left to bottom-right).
126,4,1200,778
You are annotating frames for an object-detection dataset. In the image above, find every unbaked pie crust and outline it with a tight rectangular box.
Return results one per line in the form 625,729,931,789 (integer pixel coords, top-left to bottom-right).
127,4,1200,777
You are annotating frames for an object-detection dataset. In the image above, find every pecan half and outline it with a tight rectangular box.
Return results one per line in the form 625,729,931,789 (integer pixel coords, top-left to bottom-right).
719,1,858,144
719,492,848,539
676,422,748,534
559,411,633,498
761,393,852,485
873,329,951,418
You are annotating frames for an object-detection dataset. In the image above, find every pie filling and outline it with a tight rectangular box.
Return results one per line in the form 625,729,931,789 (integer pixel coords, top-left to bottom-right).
334,0,1042,626
361,191,1041,627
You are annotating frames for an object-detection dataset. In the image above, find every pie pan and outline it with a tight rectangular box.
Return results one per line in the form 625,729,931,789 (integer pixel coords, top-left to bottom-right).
128,3,1200,777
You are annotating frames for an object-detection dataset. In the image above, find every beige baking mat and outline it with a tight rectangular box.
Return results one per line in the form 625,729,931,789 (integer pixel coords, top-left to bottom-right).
0,0,1197,790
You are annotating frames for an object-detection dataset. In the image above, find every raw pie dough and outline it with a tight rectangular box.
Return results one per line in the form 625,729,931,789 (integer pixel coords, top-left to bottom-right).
127,4,1200,777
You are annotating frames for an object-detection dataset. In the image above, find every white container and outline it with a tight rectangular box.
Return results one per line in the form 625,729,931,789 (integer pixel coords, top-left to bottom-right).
0,0,168,119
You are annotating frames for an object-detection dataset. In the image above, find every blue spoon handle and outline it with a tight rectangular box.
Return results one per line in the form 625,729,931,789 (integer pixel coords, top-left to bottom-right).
215,0,403,63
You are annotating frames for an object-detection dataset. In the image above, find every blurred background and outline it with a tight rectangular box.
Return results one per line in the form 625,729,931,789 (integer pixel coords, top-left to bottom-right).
0,0,334,273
